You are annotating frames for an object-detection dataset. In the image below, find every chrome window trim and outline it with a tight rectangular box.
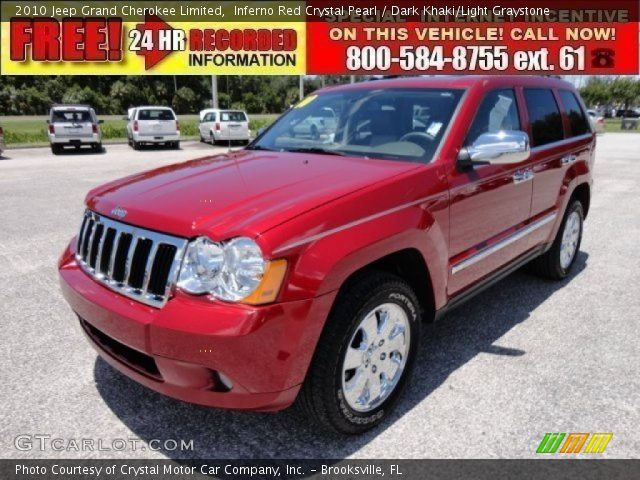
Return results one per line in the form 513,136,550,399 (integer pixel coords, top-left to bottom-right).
75,211,188,308
451,211,558,275
530,133,592,153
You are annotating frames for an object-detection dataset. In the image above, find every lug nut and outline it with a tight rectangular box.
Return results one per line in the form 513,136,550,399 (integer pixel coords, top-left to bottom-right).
372,365,377,373
380,353,386,360
379,339,385,346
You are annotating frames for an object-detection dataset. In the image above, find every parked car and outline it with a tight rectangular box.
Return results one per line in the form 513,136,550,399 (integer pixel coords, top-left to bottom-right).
126,106,180,149
289,106,338,139
615,109,640,118
47,105,103,154
587,109,605,134
0,125,4,156
59,76,594,434
198,109,250,144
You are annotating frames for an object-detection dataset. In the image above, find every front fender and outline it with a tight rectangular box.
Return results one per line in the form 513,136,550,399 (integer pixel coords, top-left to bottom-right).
260,166,451,310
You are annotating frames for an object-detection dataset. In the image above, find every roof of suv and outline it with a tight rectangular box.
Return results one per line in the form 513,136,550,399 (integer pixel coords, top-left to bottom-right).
51,104,93,110
316,75,575,93
135,106,175,110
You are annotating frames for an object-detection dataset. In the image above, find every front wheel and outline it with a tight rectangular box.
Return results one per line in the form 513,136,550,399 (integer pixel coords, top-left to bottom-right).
298,271,421,434
528,200,584,279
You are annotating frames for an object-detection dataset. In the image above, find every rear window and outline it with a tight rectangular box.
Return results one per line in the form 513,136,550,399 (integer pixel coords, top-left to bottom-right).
220,111,247,122
138,109,175,121
559,91,590,136
52,110,92,122
523,89,563,146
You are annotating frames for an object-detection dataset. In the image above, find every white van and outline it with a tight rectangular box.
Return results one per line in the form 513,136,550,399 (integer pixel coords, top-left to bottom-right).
199,109,250,144
127,106,180,150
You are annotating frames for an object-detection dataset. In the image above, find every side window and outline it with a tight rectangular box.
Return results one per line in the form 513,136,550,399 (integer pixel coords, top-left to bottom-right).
465,89,520,145
523,89,564,146
559,90,590,136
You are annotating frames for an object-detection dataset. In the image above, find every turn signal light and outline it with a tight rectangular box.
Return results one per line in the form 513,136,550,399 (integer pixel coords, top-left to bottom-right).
243,259,288,305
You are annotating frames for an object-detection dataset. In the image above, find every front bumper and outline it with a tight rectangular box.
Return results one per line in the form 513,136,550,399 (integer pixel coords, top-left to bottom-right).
58,242,335,411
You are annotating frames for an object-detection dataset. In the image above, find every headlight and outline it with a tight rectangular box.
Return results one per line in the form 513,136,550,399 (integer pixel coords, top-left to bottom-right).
177,236,286,304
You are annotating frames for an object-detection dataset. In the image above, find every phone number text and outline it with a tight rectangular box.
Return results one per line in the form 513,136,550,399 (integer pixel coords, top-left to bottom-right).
346,45,586,72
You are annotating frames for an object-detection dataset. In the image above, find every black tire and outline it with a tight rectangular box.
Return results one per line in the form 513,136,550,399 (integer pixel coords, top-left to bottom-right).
528,200,584,280
298,271,421,434
93,143,102,153
51,144,61,155
210,132,216,145
132,141,140,150
173,141,180,149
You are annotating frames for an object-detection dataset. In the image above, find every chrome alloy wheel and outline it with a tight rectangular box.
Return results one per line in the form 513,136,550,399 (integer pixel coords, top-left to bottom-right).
341,303,411,412
560,211,581,269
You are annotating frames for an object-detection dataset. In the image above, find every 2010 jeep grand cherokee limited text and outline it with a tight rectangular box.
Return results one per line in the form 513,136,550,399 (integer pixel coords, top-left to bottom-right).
59,76,594,434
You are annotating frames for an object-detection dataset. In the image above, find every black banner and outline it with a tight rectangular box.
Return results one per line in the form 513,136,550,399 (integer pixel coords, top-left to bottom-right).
2,459,640,480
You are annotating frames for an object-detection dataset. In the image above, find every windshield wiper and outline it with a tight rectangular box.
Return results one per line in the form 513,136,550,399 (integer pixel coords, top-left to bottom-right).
284,147,346,156
245,144,276,151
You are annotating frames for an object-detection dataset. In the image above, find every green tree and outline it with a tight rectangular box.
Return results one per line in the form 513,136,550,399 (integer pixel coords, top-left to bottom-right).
608,77,640,109
172,86,198,114
579,77,611,107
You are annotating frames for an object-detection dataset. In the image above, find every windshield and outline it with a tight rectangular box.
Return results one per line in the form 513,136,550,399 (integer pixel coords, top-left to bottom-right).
250,88,464,163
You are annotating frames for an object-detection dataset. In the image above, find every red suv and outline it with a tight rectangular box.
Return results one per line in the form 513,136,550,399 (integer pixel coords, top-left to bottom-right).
59,76,594,434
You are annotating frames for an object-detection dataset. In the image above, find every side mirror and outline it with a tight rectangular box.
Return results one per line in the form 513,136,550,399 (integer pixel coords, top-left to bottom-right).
98,119,104,124
458,130,530,168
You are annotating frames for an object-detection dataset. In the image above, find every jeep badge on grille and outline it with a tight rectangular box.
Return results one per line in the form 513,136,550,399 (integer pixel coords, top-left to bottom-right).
111,207,127,219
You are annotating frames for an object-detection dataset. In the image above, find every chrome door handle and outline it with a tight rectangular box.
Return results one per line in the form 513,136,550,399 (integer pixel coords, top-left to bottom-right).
513,169,534,184
561,154,578,165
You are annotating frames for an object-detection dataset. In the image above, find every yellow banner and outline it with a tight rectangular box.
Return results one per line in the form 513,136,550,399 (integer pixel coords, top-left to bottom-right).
0,18,306,75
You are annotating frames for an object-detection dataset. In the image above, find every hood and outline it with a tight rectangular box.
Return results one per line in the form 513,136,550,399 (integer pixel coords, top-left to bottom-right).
87,150,419,240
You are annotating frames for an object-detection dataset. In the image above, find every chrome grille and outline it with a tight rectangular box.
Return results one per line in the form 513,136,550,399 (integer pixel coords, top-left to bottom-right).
75,211,187,308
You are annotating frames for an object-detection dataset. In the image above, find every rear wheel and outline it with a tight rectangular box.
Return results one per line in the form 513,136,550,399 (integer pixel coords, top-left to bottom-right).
51,144,62,155
93,143,102,153
210,132,216,145
173,141,180,149
528,200,584,279
132,141,140,150
298,271,421,434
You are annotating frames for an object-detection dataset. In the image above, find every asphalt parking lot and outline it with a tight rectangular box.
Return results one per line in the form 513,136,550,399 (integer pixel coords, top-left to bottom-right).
0,135,638,459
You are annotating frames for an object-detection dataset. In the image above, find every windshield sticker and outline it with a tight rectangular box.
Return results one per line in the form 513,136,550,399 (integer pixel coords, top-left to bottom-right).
295,95,317,109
